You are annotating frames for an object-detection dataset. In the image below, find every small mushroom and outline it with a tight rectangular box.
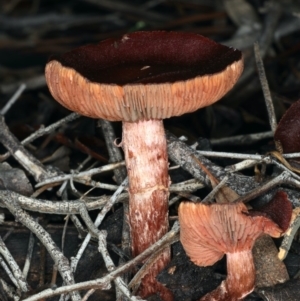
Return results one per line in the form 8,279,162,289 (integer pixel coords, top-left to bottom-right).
179,191,292,301
45,31,243,300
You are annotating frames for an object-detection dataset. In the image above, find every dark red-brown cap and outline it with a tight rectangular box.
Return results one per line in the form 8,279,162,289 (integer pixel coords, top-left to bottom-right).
178,191,292,267
274,99,300,154
45,31,243,122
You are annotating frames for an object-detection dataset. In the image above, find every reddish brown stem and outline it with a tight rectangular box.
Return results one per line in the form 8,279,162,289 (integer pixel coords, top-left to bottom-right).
200,251,255,301
122,120,172,300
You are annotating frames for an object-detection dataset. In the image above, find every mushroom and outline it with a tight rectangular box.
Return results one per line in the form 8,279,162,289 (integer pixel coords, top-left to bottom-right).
178,191,292,301
45,31,243,300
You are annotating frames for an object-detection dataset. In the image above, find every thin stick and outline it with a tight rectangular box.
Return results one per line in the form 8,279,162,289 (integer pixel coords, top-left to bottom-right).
22,112,80,146
0,278,19,301
82,289,96,301
202,176,229,204
234,171,300,204
254,41,277,133
35,161,126,187
0,236,29,292
210,131,273,147
22,229,35,279
0,116,50,182
225,159,259,172
0,190,128,214
98,119,126,184
0,255,20,289
283,152,300,158
278,208,300,261
0,83,26,115
98,231,144,301
197,150,268,161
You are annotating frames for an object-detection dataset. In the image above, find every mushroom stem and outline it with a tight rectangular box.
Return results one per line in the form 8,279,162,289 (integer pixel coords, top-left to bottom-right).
122,119,172,300
200,250,255,301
